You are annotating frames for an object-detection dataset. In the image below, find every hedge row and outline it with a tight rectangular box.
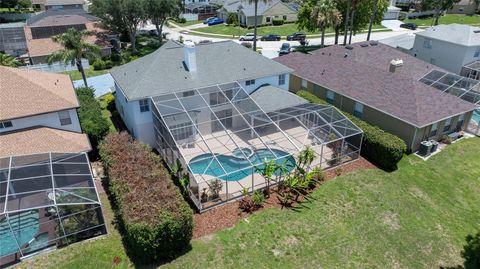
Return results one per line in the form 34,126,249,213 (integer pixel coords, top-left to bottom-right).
99,132,193,263
297,90,406,171
76,87,110,148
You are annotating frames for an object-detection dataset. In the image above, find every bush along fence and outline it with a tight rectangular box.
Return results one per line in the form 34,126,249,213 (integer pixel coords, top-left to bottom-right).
99,132,193,264
76,87,110,149
297,90,406,171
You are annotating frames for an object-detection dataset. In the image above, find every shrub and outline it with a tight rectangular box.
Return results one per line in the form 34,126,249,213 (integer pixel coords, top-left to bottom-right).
92,59,106,70
176,17,187,23
252,190,265,207
462,231,480,268
99,132,193,263
241,42,252,48
104,60,113,69
440,134,452,144
297,90,406,171
226,12,238,25
110,53,121,62
272,18,284,25
76,87,110,149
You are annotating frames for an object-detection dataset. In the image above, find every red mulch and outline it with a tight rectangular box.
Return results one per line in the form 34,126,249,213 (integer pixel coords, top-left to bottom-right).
192,157,377,238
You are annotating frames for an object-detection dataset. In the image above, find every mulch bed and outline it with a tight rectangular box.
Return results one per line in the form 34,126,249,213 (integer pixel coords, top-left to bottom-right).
192,157,377,238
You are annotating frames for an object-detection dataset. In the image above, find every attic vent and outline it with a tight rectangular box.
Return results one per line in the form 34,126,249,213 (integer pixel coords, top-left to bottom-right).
360,43,369,48
345,45,354,50
369,41,378,46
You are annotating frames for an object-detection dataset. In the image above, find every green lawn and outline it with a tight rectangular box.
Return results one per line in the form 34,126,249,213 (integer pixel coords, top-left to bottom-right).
403,14,480,27
62,68,110,81
169,20,203,27
194,23,386,37
18,138,480,268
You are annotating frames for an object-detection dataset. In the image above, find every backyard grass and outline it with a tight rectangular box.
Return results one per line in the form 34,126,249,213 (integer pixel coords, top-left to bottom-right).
403,14,480,27
194,23,386,37
18,137,480,268
62,68,110,81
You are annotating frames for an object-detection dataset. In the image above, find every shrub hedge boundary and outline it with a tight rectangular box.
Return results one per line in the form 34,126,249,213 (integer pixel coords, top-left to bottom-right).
297,90,406,170
99,132,193,263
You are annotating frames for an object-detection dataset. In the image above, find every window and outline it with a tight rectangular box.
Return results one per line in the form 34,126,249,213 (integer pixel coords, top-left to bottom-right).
139,99,149,112
246,79,255,86
278,74,286,85
443,118,452,133
423,39,432,49
301,79,307,89
58,111,72,126
326,90,335,104
283,15,287,21
0,121,13,129
475,48,480,58
353,102,363,118
266,17,271,23
183,90,195,97
456,114,465,129
429,122,438,137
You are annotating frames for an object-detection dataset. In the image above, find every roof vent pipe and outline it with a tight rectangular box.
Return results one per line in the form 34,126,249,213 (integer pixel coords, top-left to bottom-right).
389,59,403,73
183,40,197,72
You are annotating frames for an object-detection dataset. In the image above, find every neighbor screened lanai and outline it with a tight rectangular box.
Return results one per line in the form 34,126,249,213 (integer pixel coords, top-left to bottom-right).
151,82,363,211
419,70,480,135
0,152,106,267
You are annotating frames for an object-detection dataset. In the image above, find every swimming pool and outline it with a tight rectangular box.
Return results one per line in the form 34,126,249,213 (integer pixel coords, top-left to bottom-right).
189,148,296,181
0,210,39,257
473,110,480,123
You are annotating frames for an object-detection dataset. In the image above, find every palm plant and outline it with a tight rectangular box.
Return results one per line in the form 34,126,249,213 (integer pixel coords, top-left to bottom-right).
311,0,339,46
248,0,270,51
0,53,21,67
47,28,101,87
255,159,276,197
366,0,379,41
298,146,316,172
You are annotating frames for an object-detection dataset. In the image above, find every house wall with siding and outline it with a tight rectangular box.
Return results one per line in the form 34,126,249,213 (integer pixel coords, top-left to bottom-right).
289,74,472,151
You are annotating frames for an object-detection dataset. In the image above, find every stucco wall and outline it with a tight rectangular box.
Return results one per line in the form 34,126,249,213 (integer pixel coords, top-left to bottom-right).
0,108,82,134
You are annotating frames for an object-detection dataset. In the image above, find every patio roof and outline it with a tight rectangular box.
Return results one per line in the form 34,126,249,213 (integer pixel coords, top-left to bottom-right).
151,82,363,210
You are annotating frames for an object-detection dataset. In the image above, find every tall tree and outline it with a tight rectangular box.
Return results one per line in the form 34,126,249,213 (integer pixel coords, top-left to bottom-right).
146,0,181,43
47,28,101,87
298,0,341,46
343,0,351,45
421,0,460,26
91,0,146,52
0,53,21,67
248,0,270,51
366,0,378,41
0,0,18,11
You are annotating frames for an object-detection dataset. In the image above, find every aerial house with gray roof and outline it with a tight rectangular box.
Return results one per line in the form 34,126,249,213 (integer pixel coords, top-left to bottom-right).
110,40,363,210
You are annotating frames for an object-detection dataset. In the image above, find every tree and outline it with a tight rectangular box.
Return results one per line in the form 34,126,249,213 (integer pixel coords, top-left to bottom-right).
17,0,31,9
248,0,270,51
462,231,480,269
0,53,21,67
47,28,101,87
146,0,181,43
91,0,146,52
298,0,342,46
0,0,18,11
366,0,379,41
420,0,461,26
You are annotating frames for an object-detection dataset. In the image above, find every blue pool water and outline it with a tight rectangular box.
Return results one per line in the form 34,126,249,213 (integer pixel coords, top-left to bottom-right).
0,210,39,257
473,110,480,123
189,148,296,181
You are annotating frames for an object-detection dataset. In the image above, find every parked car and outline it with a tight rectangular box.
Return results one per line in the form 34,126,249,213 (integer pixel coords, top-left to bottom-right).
239,33,257,41
208,18,224,26
260,34,281,41
400,23,417,30
279,43,291,55
203,17,216,24
286,32,306,41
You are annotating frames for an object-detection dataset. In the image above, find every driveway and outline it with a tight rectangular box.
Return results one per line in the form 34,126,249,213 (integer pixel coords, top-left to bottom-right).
381,19,406,31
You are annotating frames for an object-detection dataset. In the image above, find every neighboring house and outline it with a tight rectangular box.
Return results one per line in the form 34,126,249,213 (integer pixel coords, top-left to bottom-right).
0,22,27,57
24,10,112,64
379,33,416,54
217,0,297,27
448,0,477,15
384,0,401,20
110,40,292,147
32,0,86,11
274,42,477,151
0,66,91,156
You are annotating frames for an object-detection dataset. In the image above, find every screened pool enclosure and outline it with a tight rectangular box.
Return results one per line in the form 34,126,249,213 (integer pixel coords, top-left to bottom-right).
420,70,480,136
152,82,363,211
0,153,106,267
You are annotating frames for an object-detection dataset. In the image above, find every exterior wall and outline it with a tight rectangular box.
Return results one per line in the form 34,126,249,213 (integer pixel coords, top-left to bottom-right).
262,3,298,24
45,4,85,11
447,3,476,15
238,73,289,93
0,108,82,133
411,35,473,74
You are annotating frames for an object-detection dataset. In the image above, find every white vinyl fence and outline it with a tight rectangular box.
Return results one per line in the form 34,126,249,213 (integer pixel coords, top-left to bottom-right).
20,59,90,73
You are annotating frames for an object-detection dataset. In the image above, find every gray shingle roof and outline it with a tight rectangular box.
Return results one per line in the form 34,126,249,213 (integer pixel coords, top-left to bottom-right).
250,85,308,113
274,42,477,127
220,0,295,16
111,40,293,100
415,24,480,46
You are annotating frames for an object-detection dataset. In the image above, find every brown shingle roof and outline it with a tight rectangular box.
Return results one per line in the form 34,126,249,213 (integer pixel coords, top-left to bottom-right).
0,66,79,121
274,42,477,127
0,127,91,157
